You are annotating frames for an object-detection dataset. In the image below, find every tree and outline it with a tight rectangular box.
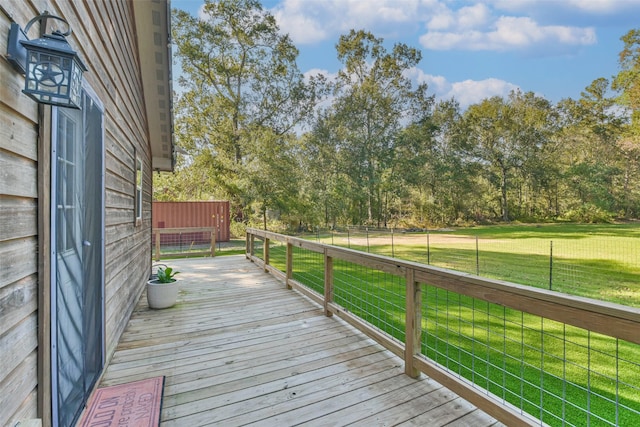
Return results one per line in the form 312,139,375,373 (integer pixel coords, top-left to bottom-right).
464,91,555,221
170,0,320,221
613,29,640,136
612,29,640,216
315,30,433,226
557,78,627,214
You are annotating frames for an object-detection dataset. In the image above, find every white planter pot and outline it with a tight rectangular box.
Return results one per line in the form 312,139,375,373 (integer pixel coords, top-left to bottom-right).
146,279,179,309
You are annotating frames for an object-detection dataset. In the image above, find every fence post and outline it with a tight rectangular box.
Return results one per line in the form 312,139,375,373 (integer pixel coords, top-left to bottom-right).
286,241,293,290
366,227,370,252
154,229,161,261
324,248,334,317
211,226,216,257
549,240,553,290
347,227,351,248
264,237,270,272
476,235,479,275
426,229,430,265
391,228,395,258
405,267,421,378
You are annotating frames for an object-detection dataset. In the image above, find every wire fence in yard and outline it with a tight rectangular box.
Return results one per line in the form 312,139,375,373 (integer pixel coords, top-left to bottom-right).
297,226,640,308
152,227,246,260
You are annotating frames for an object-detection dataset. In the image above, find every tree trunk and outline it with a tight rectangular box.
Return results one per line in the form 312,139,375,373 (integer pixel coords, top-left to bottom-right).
262,208,267,230
501,166,509,222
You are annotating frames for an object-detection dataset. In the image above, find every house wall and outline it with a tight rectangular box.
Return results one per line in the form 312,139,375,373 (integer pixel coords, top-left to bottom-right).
0,1,158,425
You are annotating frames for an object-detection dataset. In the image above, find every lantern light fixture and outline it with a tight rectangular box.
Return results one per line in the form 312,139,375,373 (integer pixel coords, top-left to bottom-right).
6,11,88,109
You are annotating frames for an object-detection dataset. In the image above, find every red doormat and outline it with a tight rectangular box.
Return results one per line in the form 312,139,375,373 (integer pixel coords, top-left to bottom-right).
78,376,165,427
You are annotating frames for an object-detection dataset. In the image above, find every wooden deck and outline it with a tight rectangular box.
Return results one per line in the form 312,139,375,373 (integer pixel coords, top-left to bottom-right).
99,255,502,426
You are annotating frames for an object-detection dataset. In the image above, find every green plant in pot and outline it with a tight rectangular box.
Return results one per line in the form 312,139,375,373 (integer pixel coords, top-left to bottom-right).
147,266,180,309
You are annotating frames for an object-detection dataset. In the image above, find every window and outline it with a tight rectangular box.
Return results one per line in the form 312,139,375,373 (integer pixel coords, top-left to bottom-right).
135,155,143,224
55,109,81,253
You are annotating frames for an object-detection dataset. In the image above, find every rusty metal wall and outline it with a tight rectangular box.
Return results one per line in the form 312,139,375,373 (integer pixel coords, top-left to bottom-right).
152,201,230,242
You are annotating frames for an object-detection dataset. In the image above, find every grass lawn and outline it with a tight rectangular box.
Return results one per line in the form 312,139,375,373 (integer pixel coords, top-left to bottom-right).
264,227,640,427
318,223,640,307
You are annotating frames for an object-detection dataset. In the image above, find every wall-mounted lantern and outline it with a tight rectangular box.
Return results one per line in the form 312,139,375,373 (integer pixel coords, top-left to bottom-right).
6,11,88,109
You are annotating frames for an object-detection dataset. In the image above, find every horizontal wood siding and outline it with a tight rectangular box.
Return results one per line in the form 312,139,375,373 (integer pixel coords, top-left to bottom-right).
0,0,40,423
0,0,163,424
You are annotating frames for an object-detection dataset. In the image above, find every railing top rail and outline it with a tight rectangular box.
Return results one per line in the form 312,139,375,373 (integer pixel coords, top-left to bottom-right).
154,227,214,233
247,228,640,344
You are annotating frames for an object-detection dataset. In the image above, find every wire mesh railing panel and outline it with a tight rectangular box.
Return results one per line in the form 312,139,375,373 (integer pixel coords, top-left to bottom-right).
253,237,264,262
213,238,248,255
310,228,640,308
333,258,406,344
268,239,287,271
153,231,213,256
421,285,640,427
291,246,324,295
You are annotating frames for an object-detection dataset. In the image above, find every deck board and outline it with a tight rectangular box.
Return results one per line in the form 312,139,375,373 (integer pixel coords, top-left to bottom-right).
98,255,498,426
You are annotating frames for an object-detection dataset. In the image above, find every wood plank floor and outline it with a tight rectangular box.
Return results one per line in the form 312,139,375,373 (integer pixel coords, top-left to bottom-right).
99,255,503,426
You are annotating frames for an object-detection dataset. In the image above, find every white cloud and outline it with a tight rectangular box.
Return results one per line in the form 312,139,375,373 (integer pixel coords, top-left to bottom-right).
420,16,596,51
404,67,450,93
448,78,520,107
271,0,599,56
491,0,640,14
427,4,491,32
270,0,425,45
303,68,338,82
457,4,492,29
404,67,519,108
272,8,327,44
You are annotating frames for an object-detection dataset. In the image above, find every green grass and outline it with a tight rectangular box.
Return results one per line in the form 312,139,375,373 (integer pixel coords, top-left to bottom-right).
264,237,640,427
317,223,640,307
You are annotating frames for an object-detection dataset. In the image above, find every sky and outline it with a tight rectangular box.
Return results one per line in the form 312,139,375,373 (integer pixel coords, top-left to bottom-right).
171,0,640,108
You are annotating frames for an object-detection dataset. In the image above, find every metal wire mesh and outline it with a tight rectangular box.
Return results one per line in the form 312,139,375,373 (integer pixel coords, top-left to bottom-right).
291,247,324,295
313,229,640,307
332,258,406,343
152,230,212,256
267,239,287,271
253,236,264,260
421,285,640,427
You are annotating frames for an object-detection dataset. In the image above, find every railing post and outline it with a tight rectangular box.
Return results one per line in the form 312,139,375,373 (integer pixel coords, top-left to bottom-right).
154,229,161,261
405,267,421,378
264,237,270,272
286,241,293,290
324,248,334,317
211,226,216,257
247,232,255,261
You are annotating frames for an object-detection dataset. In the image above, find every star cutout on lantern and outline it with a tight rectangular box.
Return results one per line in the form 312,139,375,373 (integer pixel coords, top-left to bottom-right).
33,62,65,87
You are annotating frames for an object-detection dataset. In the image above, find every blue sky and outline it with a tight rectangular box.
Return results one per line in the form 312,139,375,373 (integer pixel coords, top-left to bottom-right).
172,0,640,108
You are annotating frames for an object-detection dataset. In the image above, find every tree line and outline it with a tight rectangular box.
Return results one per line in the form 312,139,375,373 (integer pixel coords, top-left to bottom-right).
155,0,640,229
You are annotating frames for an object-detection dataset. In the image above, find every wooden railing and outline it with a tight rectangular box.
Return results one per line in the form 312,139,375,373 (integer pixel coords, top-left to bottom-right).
246,228,640,427
153,227,216,260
